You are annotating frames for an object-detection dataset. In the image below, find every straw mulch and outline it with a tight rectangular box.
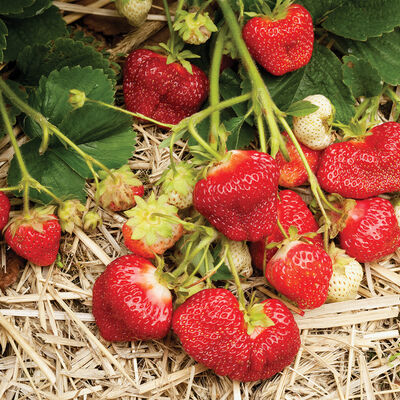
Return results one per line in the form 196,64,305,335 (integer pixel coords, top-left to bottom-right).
0,2,400,399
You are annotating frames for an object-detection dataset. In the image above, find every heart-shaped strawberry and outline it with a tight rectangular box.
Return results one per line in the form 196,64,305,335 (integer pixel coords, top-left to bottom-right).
317,122,400,198
242,4,314,76
172,288,300,382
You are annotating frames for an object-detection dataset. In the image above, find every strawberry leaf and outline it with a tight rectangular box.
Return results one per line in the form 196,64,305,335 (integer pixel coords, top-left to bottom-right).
0,0,34,15
220,69,249,118
16,38,117,86
3,6,67,62
6,0,52,19
335,31,400,86
297,0,344,22
285,100,319,117
225,116,257,150
322,0,400,40
0,18,7,63
263,44,355,123
342,55,382,98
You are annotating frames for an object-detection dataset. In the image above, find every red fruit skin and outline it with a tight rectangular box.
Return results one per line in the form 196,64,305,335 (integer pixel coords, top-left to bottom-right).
5,216,61,266
242,4,314,76
172,288,300,382
0,192,10,231
193,150,279,242
339,197,400,263
123,49,209,126
276,132,321,187
92,254,172,342
265,241,332,309
250,190,323,271
317,122,400,198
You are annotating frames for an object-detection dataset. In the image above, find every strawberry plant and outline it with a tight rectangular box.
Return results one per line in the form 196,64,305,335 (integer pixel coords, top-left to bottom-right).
1,0,400,391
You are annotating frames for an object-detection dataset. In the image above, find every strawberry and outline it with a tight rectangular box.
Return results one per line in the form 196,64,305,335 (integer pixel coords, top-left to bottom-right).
250,190,323,271
58,199,85,233
173,288,300,381
265,241,332,309
122,193,183,258
326,245,363,303
223,239,253,278
242,3,314,76
98,165,144,212
0,192,11,231
5,207,61,267
115,0,152,27
276,132,321,187
159,162,196,209
333,197,400,263
393,198,400,226
193,150,279,242
123,49,209,126
292,95,335,150
92,254,172,342
317,122,400,198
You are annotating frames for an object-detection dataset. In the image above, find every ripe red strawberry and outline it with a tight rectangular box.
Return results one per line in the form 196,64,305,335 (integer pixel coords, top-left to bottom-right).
265,241,332,309
317,122,400,198
122,193,184,258
123,49,209,126
0,192,11,231
242,4,314,76
98,165,144,212
92,254,172,342
193,150,279,242
334,197,400,263
5,207,61,266
276,132,321,187
250,190,323,271
173,288,300,381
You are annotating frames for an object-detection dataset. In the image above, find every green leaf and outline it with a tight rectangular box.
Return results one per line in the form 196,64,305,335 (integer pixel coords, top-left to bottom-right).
0,0,34,15
0,18,6,63
6,0,52,19
322,0,400,40
285,100,319,117
264,44,355,123
24,66,115,140
225,117,256,150
342,55,382,98
8,139,87,204
3,6,67,62
17,38,116,86
0,80,28,138
297,0,344,22
335,31,400,85
220,69,249,118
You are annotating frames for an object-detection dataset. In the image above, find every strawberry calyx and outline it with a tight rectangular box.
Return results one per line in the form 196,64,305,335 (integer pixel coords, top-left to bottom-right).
125,193,182,246
173,8,217,45
83,211,102,231
327,197,357,239
247,0,293,21
6,206,57,237
158,162,196,198
328,243,355,273
242,301,275,337
98,165,142,210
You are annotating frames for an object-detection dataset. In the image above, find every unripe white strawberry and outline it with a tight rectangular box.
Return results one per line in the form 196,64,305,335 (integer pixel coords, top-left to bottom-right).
224,239,253,278
293,94,335,150
159,163,196,209
115,0,152,27
326,245,363,303
392,198,400,226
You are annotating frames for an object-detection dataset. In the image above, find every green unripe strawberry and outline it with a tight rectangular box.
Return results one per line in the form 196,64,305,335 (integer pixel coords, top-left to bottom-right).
58,199,85,234
115,0,152,27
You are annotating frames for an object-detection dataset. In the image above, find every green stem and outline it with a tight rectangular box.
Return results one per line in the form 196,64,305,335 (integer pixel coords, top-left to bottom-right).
162,0,176,52
188,119,223,161
86,98,174,129
215,0,284,156
175,0,185,15
276,219,288,239
256,112,266,153
209,26,226,149
353,97,372,121
0,185,21,192
226,244,246,308
196,0,213,16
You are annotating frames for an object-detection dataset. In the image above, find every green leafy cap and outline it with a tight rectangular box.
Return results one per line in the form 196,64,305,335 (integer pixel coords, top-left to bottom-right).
158,162,196,197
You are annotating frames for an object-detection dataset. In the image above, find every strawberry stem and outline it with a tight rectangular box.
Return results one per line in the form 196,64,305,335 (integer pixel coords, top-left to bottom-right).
162,0,176,53
209,26,226,150
277,218,289,239
226,241,246,308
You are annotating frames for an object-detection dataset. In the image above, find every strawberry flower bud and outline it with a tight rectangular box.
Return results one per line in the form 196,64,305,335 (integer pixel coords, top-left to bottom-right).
83,211,102,231
58,199,85,233
173,10,217,45
69,89,86,109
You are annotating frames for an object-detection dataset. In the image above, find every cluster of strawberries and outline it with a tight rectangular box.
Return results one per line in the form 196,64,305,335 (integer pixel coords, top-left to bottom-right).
2,0,400,385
